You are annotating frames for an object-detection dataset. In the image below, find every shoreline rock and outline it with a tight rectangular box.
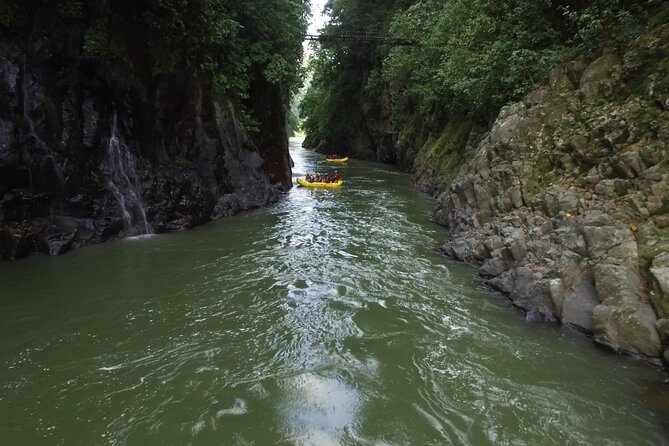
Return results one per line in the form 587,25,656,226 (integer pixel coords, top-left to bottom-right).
433,25,669,364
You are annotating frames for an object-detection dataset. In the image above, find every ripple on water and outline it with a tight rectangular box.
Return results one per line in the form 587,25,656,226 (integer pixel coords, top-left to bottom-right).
0,139,667,445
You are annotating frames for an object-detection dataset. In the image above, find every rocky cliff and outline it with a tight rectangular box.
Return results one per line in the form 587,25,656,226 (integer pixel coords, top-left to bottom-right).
303,16,669,366
431,23,669,364
0,14,292,260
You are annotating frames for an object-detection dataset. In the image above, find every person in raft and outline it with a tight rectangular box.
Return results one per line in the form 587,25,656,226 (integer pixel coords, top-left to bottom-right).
332,171,341,182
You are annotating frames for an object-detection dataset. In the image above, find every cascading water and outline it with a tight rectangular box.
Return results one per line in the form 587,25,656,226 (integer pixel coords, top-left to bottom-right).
105,113,151,236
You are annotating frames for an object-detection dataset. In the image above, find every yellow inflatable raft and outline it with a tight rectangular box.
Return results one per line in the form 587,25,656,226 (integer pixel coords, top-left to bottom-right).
297,178,343,188
325,157,349,164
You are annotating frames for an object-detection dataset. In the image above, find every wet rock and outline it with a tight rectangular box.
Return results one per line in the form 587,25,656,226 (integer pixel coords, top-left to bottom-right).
81,99,99,148
0,120,14,153
509,266,557,317
441,237,483,264
37,226,76,256
561,282,600,332
592,302,661,357
479,257,507,278
0,226,35,259
592,263,661,356
0,34,290,260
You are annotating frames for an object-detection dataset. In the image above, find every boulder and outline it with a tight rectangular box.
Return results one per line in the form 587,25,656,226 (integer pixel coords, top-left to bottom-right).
479,257,507,277
36,226,76,256
509,266,557,318
582,223,638,265
542,185,579,217
501,227,527,262
579,54,621,101
561,282,600,332
613,151,646,179
592,263,661,356
592,303,661,357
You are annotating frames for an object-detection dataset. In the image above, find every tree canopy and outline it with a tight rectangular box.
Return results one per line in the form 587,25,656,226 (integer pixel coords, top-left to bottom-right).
2,0,309,99
300,0,664,144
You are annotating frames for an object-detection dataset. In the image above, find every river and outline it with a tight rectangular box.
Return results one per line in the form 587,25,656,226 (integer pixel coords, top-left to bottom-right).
0,138,667,445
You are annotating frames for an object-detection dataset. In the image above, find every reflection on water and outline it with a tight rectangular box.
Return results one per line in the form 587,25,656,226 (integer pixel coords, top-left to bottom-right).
282,372,361,445
0,138,667,445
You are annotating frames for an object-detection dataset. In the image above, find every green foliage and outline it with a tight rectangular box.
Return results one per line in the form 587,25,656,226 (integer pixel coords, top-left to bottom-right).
419,120,475,181
301,0,662,149
385,0,567,124
561,0,664,53
82,19,128,62
0,0,22,28
59,0,83,19
7,0,308,106
240,107,261,133
288,109,301,134
300,0,404,142
2,0,85,29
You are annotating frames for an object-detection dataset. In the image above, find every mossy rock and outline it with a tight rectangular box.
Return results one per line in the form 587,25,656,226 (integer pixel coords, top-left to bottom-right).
416,119,474,183
579,54,621,101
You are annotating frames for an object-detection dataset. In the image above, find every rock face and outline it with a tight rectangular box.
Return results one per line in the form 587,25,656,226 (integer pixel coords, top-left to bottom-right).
433,24,669,362
0,29,290,259
303,20,669,364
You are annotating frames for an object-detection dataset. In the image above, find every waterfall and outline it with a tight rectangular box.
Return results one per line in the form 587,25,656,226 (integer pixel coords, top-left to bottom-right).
105,113,151,236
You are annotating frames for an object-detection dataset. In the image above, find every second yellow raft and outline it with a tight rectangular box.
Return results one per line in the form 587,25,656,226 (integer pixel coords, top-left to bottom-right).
325,157,349,164
297,178,343,188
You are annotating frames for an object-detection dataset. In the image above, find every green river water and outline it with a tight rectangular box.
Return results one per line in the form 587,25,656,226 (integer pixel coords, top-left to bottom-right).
1,138,668,445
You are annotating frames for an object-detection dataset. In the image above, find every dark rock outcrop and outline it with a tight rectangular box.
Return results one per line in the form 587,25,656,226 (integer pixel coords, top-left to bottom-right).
0,20,291,260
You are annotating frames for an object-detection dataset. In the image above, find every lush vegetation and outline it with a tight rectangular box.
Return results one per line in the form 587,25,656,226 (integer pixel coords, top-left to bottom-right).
385,0,567,125
2,0,309,103
301,0,664,145
300,0,410,147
